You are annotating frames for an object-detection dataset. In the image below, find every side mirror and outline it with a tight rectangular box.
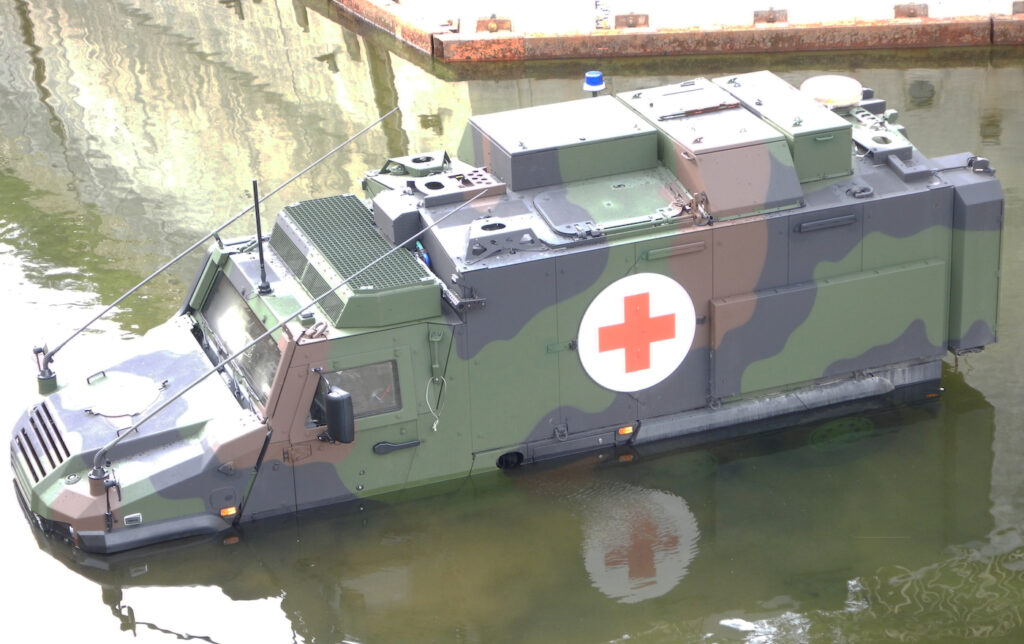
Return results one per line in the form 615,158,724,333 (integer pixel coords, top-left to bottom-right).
325,387,355,443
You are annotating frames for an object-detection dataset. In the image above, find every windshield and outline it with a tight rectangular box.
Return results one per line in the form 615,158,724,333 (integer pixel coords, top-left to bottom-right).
199,273,281,403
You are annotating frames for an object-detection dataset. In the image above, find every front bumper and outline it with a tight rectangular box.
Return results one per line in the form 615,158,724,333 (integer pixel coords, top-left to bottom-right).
14,477,231,554
75,513,231,554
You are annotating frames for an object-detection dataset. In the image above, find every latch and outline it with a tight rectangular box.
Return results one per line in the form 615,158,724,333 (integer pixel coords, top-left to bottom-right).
546,340,577,354
283,444,311,463
103,472,121,531
554,424,569,442
428,328,445,380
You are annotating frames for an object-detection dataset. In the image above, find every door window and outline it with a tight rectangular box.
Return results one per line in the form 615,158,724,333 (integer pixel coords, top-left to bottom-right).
309,360,401,425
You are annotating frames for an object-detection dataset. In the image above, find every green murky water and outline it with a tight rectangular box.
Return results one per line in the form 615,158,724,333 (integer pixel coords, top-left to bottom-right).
2,1,1023,641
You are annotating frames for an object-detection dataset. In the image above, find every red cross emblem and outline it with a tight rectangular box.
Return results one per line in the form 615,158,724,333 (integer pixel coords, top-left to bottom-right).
577,273,696,392
598,293,676,373
604,515,681,585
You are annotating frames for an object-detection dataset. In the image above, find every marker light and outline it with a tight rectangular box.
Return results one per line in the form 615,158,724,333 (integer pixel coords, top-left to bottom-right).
220,506,238,518
617,426,634,436
583,70,605,93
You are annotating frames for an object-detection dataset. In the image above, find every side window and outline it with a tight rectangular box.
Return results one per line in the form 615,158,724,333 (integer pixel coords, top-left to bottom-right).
309,360,401,426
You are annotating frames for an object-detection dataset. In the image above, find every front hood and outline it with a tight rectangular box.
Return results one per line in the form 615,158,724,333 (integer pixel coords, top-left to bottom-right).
11,315,243,500
47,316,234,449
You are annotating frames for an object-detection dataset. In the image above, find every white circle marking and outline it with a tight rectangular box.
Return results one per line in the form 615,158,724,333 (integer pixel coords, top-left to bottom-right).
577,272,696,392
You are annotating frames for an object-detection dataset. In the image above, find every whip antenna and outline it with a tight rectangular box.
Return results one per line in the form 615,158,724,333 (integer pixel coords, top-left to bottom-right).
253,179,272,295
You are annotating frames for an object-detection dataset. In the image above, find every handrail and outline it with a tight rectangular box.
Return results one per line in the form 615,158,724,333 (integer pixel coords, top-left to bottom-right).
38,108,398,383
89,188,489,480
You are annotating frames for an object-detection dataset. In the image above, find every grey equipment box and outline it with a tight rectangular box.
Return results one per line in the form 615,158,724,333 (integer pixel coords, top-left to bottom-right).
461,95,658,192
618,77,803,218
715,70,853,183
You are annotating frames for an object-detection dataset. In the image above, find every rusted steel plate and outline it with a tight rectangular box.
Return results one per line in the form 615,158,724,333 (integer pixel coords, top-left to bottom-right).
440,19,993,62
993,15,1024,44
754,9,789,24
476,17,514,33
614,14,650,29
335,0,434,55
331,2,997,63
434,33,526,62
894,4,930,18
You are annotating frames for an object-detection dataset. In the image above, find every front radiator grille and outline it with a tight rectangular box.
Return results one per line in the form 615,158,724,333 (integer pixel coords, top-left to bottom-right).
12,403,70,483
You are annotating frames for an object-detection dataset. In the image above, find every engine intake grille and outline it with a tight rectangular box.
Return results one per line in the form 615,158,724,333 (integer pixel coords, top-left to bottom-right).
268,194,440,327
12,404,70,484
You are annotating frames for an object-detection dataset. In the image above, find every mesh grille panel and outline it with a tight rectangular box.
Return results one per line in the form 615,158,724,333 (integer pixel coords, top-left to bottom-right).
270,224,308,277
301,265,344,322
284,195,430,291
301,265,330,299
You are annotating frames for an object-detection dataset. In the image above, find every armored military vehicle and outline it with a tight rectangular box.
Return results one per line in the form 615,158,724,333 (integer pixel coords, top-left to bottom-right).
11,71,1002,554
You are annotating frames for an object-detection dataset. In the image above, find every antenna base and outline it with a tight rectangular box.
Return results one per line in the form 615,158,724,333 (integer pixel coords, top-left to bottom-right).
37,371,57,395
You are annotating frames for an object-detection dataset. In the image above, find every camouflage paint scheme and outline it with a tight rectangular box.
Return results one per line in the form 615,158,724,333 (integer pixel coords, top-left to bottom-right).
10,71,1003,553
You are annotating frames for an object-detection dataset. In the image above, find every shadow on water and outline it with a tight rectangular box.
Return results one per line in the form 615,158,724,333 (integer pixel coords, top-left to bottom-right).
29,366,1022,642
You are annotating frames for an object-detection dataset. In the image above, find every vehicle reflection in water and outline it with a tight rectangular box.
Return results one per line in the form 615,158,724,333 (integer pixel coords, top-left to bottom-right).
28,366,1020,642
582,486,699,604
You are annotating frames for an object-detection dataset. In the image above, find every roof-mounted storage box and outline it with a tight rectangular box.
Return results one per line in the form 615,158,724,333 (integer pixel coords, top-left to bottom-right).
459,96,657,192
618,77,802,218
715,71,852,183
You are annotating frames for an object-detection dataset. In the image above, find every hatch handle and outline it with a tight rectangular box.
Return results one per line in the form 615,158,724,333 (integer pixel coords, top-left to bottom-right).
428,328,445,380
797,214,857,233
373,440,421,455
814,134,835,142
644,241,706,261
658,100,740,121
